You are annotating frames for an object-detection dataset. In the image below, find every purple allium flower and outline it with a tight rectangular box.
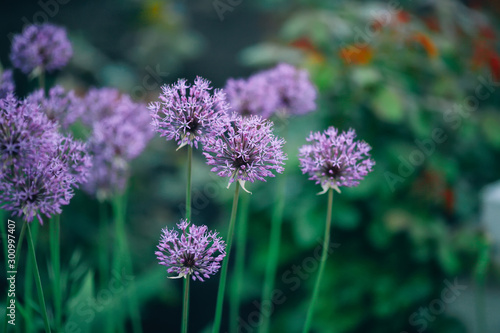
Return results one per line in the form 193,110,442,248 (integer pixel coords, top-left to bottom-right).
0,70,15,99
10,24,72,74
27,86,83,129
81,88,153,200
0,95,91,224
203,114,287,193
264,63,317,116
298,127,375,194
0,160,74,224
224,74,280,118
0,94,58,168
149,76,229,150
155,219,226,281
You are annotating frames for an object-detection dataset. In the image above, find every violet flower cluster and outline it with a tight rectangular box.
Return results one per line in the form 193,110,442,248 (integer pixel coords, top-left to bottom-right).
27,85,83,129
149,77,229,150
224,63,317,118
10,23,72,74
0,69,15,99
156,219,226,281
0,94,91,224
299,127,375,194
203,114,287,193
81,88,153,200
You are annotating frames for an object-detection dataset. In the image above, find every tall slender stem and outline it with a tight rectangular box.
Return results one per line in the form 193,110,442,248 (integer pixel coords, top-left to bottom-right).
113,193,143,333
24,221,39,333
38,69,45,95
212,184,240,333
302,188,333,333
49,215,62,331
230,194,250,333
259,175,286,333
186,145,193,222
181,145,193,332
98,202,109,287
27,222,51,333
182,277,191,333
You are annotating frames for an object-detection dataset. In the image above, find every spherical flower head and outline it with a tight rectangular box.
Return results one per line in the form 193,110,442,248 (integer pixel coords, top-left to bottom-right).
0,95,91,224
0,94,58,168
299,127,375,194
10,23,72,74
149,76,229,150
224,73,280,118
155,219,226,281
81,88,153,200
0,160,73,224
0,69,15,99
27,86,83,129
264,63,317,116
203,114,287,194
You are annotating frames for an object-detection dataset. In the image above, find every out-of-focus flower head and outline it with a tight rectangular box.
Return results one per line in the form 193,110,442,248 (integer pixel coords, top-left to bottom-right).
155,219,226,281
263,63,317,116
0,69,15,99
27,85,83,129
299,127,375,194
203,114,287,194
0,93,57,168
10,23,72,74
149,76,229,150
0,94,91,224
224,74,280,118
81,88,153,200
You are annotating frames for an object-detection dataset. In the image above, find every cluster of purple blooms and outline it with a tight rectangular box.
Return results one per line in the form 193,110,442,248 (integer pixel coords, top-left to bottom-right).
224,63,317,118
81,88,153,200
149,77,229,150
299,127,375,194
0,94,91,224
155,219,226,281
10,23,72,74
27,85,83,129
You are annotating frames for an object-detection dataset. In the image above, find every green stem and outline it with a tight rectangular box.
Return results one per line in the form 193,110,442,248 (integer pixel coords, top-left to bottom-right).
27,223,51,333
259,175,287,333
230,194,250,333
98,202,109,287
302,188,333,333
182,277,190,333
49,215,62,332
112,194,143,333
38,69,45,95
212,184,240,333
186,145,192,222
24,221,39,333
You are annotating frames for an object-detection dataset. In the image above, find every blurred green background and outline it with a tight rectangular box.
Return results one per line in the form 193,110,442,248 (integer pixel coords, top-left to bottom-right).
1,0,500,332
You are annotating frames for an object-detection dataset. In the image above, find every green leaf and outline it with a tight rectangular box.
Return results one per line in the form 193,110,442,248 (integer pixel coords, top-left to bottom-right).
371,86,404,124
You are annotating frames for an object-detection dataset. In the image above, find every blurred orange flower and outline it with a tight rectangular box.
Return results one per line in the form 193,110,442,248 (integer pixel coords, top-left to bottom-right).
339,44,373,65
290,37,325,64
410,33,439,58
